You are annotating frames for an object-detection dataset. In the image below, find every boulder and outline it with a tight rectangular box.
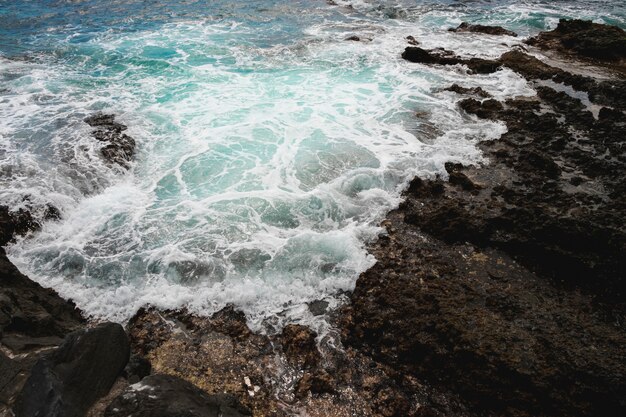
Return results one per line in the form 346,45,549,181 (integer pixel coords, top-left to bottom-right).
14,322,130,417
104,374,251,417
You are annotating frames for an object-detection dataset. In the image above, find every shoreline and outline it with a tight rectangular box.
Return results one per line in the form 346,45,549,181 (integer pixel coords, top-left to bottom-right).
1,18,625,417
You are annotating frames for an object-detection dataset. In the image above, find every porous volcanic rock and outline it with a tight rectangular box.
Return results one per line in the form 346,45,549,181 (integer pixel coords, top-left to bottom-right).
526,19,626,62
449,22,517,37
344,22,626,417
84,113,136,169
402,47,502,74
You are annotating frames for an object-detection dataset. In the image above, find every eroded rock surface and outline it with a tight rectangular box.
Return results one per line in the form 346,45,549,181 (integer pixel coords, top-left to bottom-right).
345,24,626,417
402,47,502,74
527,19,626,62
84,113,136,169
449,22,517,37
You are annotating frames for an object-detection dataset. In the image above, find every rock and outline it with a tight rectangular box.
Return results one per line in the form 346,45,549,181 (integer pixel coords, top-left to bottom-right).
443,84,491,98
281,324,320,368
0,206,39,247
0,352,23,407
123,354,152,384
406,35,419,45
527,19,626,62
84,113,136,169
295,370,335,398
449,22,517,37
458,97,503,119
402,47,501,74
308,299,329,316
0,248,84,341
345,61,626,416
104,374,251,417
14,322,130,417
346,35,360,41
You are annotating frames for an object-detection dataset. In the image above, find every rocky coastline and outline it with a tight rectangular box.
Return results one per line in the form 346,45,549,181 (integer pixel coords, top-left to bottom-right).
1,19,625,417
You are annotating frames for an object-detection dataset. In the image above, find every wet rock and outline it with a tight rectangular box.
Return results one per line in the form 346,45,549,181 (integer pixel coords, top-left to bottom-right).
346,35,361,41
443,84,491,98
402,47,501,74
406,35,419,45
123,354,152,384
449,22,517,37
295,370,335,398
84,113,136,169
0,248,84,341
345,57,626,416
458,97,503,119
14,322,130,417
104,374,251,417
308,299,329,316
527,19,626,62
281,324,320,368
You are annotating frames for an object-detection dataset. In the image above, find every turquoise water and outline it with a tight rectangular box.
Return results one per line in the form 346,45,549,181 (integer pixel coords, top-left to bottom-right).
2,1,624,328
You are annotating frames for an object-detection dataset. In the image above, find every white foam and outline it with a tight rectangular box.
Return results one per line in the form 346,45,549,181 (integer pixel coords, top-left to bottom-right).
5,6,539,332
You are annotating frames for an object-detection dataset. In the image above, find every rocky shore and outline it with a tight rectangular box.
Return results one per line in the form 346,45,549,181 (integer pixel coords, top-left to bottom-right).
1,18,625,417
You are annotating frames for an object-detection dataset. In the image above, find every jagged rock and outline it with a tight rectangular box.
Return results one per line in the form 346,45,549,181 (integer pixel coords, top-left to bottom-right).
281,324,320,368
14,322,130,417
345,66,626,416
104,374,251,417
0,248,84,341
527,19,626,62
402,47,501,74
444,84,491,97
449,22,517,37
295,370,335,398
84,113,136,169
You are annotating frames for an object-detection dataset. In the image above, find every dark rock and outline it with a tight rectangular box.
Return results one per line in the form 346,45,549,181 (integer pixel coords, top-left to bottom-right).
449,22,517,37
346,35,360,41
0,248,84,341
444,84,491,98
527,19,626,62
123,354,152,384
402,47,501,74
406,35,419,45
281,324,319,368
84,113,136,169
0,351,23,407
104,374,251,417
1,206,40,246
308,299,329,316
345,67,626,416
295,370,335,398
458,98,503,119
14,322,130,417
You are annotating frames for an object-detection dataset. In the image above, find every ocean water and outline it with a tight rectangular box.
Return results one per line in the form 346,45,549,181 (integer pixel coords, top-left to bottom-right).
2,0,625,330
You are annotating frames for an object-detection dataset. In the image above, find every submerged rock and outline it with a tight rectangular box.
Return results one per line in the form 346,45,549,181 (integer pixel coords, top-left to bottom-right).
104,374,251,417
84,113,136,169
14,322,130,417
449,22,517,37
